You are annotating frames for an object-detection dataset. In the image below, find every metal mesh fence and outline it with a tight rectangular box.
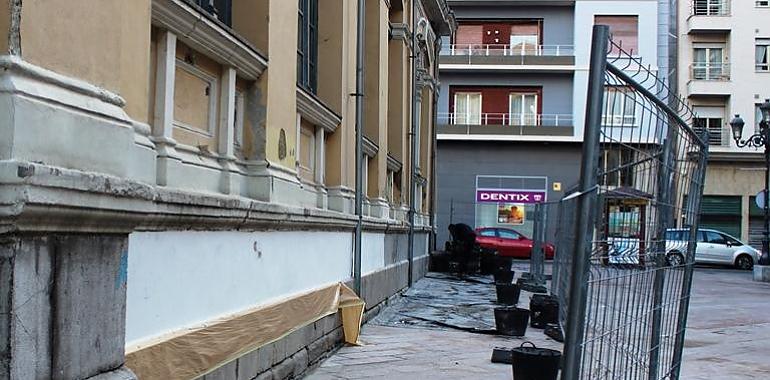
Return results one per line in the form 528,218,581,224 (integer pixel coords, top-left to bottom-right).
552,25,709,380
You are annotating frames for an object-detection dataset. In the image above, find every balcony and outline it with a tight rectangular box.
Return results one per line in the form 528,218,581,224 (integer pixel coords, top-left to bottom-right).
687,63,732,96
688,0,732,33
439,44,575,72
437,112,574,138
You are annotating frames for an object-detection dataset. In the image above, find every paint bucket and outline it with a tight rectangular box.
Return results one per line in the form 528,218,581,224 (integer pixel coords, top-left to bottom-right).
494,269,514,284
495,256,513,271
529,294,560,328
480,249,497,274
494,306,529,336
429,252,451,272
511,342,561,380
495,283,521,305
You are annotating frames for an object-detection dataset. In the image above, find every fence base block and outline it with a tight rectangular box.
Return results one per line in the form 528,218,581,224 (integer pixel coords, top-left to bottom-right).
753,265,770,282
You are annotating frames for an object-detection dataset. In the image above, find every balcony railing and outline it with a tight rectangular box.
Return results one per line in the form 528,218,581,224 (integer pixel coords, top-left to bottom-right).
439,112,573,127
690,63,730,81
441,44,575,57
691,0,731,16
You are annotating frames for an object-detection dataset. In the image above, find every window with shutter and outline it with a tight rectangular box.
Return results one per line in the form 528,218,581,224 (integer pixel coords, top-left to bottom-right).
297,0,318,93
595,15,639,54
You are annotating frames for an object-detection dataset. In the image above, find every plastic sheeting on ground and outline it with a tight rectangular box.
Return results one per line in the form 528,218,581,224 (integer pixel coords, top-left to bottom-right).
125,282,364,380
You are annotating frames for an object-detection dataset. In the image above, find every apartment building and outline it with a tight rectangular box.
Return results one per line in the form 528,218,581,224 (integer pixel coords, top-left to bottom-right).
677,0,770,245
435,0,663,246
0,1,454,379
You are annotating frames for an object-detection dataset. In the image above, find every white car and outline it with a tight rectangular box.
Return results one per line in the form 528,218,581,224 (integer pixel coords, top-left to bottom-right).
665,228,761,270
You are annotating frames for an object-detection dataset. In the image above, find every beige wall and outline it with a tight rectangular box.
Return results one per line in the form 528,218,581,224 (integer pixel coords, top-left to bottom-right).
0,0,9,54
387,36,408,164
704,163,765,196
264,0,298,167
19,0,151,123
363,1,390,200
323,0,357,189
232,0,269,54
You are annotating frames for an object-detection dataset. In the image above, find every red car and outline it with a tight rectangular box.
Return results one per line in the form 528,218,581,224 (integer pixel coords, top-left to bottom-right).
475,227,555,259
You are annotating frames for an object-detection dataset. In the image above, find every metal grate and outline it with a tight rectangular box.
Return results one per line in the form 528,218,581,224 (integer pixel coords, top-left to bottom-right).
552,25,709,380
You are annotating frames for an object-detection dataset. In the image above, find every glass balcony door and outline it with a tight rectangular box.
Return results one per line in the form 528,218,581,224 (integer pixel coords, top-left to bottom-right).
509,93,538,126
693,47,724,80
454,92,482,125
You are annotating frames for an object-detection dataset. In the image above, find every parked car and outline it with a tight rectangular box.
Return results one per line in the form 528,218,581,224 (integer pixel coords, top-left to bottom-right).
665,228,760,270
475,227,555,259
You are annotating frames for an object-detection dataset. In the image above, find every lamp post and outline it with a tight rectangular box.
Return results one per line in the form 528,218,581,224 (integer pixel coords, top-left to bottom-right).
730,99,770,269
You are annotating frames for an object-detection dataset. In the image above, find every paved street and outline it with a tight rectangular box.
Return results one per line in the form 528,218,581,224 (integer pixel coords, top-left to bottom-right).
306,265,770,379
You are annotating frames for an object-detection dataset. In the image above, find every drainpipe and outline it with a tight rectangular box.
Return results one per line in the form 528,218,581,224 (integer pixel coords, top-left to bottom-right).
353,0,365,294
407,0,418,287
428,39,441,252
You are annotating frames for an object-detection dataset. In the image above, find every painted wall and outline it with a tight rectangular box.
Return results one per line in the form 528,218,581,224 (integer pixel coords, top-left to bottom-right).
19,0,152,123
125,230,353,347
438,72,574,117
264,0,298,167
449,5,575,46
435,140,582,245
361,232,386,275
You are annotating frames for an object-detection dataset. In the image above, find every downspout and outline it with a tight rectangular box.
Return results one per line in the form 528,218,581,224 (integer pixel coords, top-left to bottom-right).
354,0,365,294
407,0,418,287
428,38,441,252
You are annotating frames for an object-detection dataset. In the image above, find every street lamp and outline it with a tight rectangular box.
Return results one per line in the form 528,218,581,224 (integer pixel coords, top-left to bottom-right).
730,98,770,267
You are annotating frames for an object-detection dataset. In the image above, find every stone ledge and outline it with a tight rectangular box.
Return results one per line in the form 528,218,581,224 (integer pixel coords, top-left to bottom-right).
0,160,434,234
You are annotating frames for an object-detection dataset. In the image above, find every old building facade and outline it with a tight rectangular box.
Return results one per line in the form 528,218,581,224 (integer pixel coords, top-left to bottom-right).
0,1,454,379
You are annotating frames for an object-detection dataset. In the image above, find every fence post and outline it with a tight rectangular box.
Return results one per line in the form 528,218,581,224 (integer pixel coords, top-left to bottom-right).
670,131,709,378
648,114,678,380
561,25,609,380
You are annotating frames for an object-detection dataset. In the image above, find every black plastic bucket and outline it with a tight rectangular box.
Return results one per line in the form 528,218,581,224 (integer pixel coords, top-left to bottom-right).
496,283,521,305
480,250,497,274
494,307,529,336
495,256,513,271
529,294,560,328
494,269,514,284
511,342,561,380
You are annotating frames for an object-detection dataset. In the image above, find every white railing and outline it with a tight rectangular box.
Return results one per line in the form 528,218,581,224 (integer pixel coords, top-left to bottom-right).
439,112,573,127
440,44,575,57
690,62,731,81
691,0,731,16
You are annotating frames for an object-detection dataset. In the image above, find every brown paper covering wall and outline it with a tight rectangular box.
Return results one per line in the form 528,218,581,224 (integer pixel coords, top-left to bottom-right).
125,282,364,380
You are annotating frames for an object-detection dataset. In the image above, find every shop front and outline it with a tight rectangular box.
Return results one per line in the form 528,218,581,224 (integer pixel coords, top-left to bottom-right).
474,175,548,237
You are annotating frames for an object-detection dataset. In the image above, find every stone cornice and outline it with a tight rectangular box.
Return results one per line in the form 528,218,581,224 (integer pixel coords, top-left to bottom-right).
0,161,432,234
152,0,268,80
389,23,411,43
362,137,379,158
386,154,403,172
296,88,342,133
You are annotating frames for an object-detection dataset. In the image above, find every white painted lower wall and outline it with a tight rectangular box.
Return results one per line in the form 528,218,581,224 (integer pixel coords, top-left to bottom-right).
361,232,385,275
125,230,353,347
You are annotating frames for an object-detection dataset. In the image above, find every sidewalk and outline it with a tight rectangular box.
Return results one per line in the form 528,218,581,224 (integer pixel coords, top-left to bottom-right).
307,265,561,379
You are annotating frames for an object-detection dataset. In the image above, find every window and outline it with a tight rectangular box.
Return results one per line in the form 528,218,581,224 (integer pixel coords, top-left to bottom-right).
602,87,636,126
693,117,724,145
479,229,496,237
386,170,395,203
693,0,728,16
758,0,770,7
665,230,687,241
704,231,727,244
693,47,725,80
756,39,770,72
722,233,743,246
498,229,522,240
509,22,540,55
595,15,639,54
193,0,232,26
508,93,538,126
453,92,482,125
599,147,635,187
297,0,318,93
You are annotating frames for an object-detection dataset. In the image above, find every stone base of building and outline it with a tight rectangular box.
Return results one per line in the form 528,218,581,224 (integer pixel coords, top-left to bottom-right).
193,256,429,380
753,265,770,283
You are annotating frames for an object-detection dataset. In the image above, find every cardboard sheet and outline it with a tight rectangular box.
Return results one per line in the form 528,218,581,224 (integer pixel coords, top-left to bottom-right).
126,282,365,380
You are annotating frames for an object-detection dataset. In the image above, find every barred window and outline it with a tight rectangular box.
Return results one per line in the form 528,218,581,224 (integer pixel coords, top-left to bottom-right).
298,0,318,93
192,0,232,27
